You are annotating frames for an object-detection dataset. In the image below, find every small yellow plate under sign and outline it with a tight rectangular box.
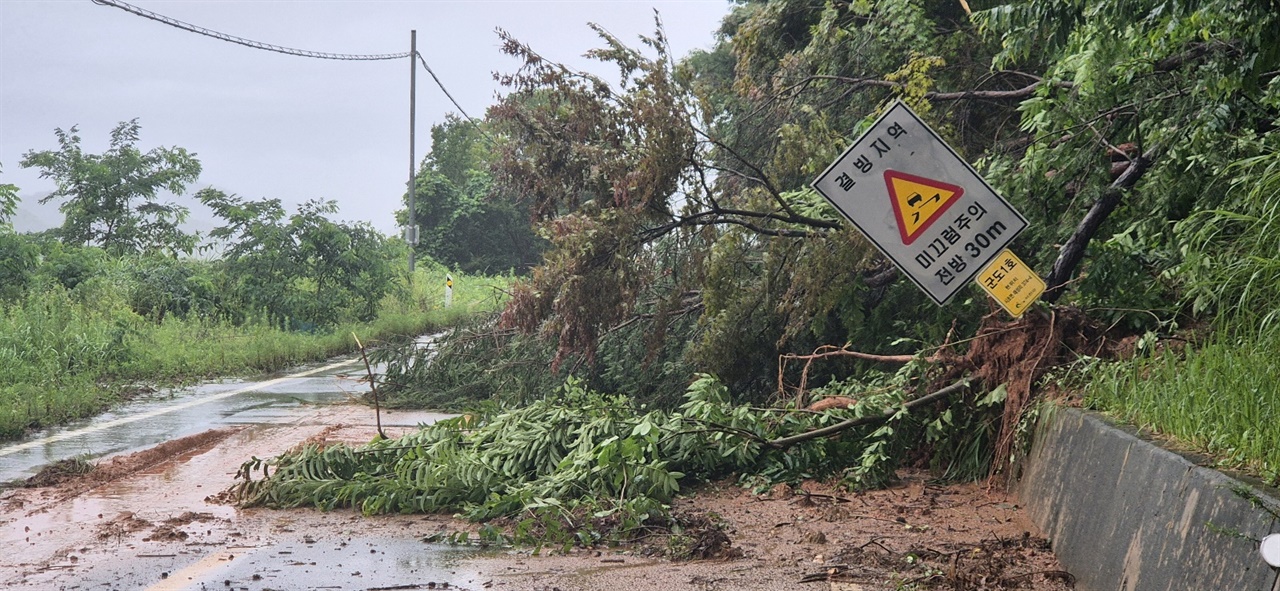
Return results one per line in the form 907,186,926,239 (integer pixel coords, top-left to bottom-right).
976,249,1045,317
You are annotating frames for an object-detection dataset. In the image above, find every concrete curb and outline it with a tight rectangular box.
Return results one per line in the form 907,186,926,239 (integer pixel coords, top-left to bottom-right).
1015,407,1280,591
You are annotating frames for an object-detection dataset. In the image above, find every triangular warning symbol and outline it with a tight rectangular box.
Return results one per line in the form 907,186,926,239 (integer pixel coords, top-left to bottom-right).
884,170,964,245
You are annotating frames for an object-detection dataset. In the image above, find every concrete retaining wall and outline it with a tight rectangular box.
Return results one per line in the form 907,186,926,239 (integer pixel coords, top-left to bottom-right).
1015,408,1280,591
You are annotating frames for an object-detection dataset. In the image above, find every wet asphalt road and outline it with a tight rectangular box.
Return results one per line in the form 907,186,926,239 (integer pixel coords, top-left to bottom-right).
0,356,373,484
0,347,498,591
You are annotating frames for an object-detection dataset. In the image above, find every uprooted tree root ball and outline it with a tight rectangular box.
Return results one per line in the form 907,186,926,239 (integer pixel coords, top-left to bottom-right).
778,305,1136,484
948,306,1133,478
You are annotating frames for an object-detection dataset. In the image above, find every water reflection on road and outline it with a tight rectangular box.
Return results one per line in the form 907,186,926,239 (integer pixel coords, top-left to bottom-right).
0,337,497,591
1,355,380,483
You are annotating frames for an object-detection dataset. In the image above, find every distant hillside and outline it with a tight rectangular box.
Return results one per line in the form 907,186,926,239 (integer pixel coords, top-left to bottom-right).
12,190,220,241
11,191,57,233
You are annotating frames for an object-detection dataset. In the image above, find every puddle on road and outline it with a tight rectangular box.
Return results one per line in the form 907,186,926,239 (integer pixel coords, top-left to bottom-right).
131,539,491,591
0,359,379,484
10,534,493,591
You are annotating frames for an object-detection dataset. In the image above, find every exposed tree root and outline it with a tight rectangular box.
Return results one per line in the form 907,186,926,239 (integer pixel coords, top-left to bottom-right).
945,305,1128,480
776,305,1130,479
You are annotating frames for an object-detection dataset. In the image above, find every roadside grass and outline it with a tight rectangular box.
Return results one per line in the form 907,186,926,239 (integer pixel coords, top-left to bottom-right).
1081,148,1280,486
1083,328,1280,485
0,265,510,440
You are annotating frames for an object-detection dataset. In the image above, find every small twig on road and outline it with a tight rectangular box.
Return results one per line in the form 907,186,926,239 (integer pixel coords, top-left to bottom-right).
860,537,894,553
352,333,387,439
796,490,853,503
798,564,850,583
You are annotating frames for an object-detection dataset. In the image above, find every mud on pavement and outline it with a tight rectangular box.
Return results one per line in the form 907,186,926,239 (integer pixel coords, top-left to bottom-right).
0,403,1073,591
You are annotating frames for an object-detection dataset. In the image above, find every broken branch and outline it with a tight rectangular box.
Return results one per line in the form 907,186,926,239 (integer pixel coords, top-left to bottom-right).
766,378,970,449
352,332,387,440
778,344,938,406
1043,148,1156,301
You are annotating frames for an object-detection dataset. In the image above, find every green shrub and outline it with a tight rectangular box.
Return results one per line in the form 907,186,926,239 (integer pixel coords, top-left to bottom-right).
126,256,218,322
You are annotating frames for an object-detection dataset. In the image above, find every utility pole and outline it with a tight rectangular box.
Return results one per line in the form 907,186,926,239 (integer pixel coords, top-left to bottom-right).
407,30,418,274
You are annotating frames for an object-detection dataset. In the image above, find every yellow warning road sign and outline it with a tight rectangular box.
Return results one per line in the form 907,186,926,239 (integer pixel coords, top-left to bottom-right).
885,170,964,245
810,100,1029,305
976,249,1045,317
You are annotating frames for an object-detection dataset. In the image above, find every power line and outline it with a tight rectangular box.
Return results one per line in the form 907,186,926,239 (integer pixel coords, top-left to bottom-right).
92,0,500,145
91,0,409,61
415,52,498,147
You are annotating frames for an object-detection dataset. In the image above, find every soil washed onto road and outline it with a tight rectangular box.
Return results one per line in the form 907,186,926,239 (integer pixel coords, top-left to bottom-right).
1,401,1072,591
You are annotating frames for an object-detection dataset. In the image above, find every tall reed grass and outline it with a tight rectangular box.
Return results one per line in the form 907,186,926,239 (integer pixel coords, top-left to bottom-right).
0,264,510,439
1084,148,1280,484
1084,329,1280,484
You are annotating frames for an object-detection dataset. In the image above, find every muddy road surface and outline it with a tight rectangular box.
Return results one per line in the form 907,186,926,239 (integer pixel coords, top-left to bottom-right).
0,355,1072,591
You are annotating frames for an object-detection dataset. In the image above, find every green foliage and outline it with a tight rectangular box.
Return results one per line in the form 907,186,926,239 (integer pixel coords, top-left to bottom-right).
475,1,1005,409
235,371,980,546
340,0,1280,507
593,310,701,410
9,0,1279,526
375,314,564,410
237,379,694,540
402,115,544,275
1,120,521,440
199,190,398,326
693,225,970,400
0,284,132,383
0,163,19,225
1073,224,1178,331
927,384,1007,482
974,0,1280,313
1085,328,1280,485
0,231,39,303
125,256,218,322
376,298,698,412
0,284,134,438
489,18,709,368
1085,145,1280,488
0,254,510,440
34,240,110,291
20,120,201,255
1172,147,1280,332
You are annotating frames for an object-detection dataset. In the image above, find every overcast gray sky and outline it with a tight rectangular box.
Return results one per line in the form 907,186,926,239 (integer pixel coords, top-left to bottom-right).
0,0,730,236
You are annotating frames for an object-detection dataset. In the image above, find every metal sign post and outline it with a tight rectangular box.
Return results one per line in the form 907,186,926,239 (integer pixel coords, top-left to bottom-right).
812,100,1030,306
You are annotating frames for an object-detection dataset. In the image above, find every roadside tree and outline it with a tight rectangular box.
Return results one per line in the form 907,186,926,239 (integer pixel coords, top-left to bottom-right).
199,189,397,326
0,164,37,302
0,163,17,225
20,119,201,256
402,115,544,275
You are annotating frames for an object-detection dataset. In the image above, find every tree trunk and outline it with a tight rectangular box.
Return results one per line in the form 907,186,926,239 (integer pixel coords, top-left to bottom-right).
1042,150,1156,302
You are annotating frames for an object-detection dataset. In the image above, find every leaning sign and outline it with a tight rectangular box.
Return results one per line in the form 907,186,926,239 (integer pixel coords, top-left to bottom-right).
812,100,1029,305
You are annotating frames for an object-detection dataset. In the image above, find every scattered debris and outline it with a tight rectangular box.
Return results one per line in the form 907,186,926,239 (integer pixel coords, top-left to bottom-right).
22,458,95,488
797,533,1073,589
95,512,152,541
